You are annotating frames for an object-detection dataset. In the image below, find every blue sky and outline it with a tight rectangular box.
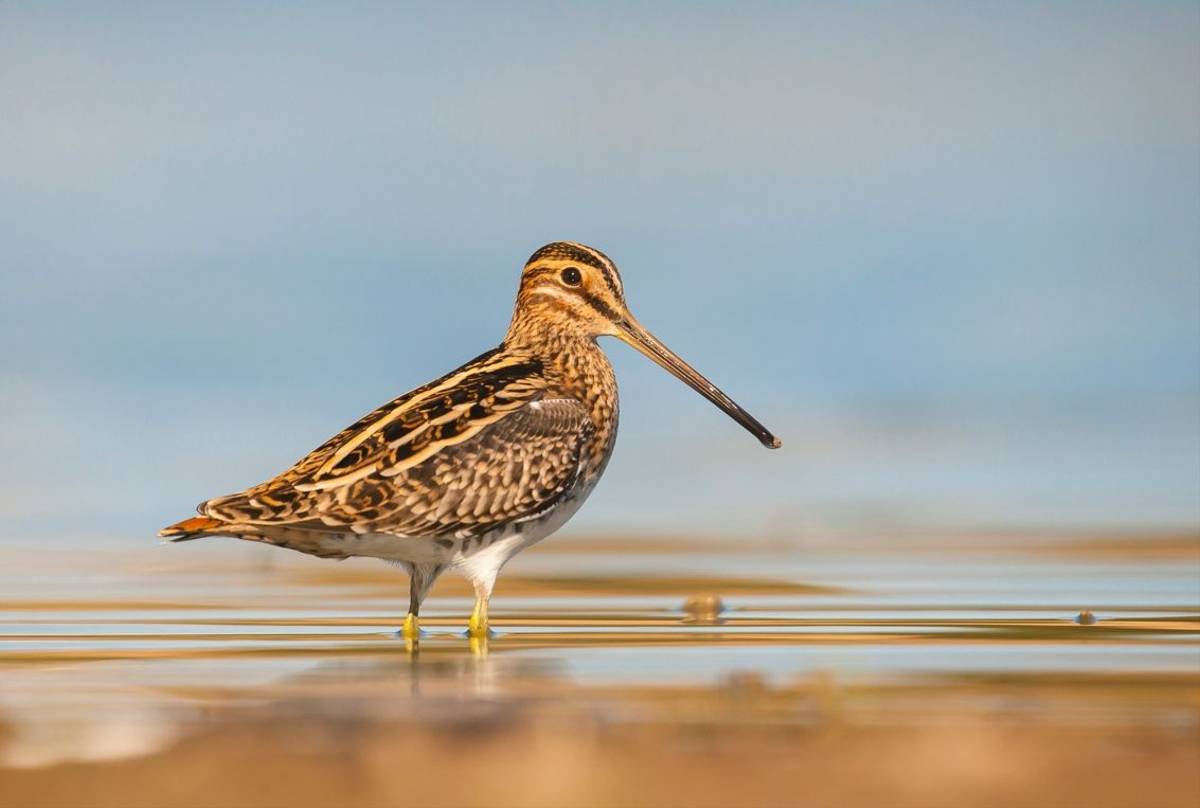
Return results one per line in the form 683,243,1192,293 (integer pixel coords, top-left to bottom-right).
1,2,1197,541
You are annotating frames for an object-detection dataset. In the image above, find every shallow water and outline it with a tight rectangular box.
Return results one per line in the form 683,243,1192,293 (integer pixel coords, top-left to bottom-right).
1,534,1197,806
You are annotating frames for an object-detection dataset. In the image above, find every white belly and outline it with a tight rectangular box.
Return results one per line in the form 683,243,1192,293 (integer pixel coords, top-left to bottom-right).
309,474,598,585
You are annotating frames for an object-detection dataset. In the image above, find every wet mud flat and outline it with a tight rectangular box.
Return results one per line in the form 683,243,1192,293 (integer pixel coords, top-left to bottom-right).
1,533,1197,807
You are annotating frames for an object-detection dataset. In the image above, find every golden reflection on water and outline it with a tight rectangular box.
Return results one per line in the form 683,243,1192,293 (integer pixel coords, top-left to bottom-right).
0,533,1197,807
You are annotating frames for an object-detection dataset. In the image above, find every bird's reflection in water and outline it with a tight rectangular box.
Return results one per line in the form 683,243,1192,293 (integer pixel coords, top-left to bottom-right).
277,633,570,725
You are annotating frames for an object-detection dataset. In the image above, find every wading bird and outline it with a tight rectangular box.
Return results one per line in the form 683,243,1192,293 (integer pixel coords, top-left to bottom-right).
160,242,780,638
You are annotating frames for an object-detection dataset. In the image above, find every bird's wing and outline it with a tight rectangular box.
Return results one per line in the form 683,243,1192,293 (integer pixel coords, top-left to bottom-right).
201,349,594,539
330,396,594,538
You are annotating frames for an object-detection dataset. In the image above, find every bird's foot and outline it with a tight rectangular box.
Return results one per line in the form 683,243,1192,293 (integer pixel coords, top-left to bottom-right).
466,601,494,639
466,613,489,638
400,613,421,640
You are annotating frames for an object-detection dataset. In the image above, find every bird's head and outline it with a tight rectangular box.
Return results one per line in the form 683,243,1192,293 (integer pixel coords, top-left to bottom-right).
512,241,628,338
509,241,780,449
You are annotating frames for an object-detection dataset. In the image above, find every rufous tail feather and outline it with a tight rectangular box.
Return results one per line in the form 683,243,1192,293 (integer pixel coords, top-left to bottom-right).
158,515,226,542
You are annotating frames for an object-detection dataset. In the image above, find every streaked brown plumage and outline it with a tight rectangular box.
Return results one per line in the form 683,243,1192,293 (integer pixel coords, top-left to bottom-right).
160,242,779,638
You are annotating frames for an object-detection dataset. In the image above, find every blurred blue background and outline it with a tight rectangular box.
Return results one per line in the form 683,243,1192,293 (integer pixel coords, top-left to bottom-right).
1,2,1197,542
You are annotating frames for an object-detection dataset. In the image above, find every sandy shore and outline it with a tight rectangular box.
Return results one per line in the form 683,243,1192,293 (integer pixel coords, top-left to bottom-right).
2,673,1198,808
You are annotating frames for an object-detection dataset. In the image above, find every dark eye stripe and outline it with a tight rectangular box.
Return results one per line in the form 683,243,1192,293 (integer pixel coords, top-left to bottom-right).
526,277,620,321
579,290,622,322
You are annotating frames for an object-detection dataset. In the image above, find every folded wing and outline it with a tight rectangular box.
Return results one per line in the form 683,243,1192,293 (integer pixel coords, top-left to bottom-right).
200,348,594,540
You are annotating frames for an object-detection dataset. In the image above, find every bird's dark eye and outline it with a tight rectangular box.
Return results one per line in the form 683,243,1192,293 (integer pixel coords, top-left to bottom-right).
561,267,582,286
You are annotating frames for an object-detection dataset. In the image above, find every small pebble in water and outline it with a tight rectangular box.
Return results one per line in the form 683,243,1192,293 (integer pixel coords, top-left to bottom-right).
682,594,726,624
720,669,768,694
1075,610,1097,625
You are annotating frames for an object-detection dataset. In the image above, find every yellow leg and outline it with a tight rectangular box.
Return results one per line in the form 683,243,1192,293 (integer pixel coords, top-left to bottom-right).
467,596,489,638
401,612,420,640
402,562,443,643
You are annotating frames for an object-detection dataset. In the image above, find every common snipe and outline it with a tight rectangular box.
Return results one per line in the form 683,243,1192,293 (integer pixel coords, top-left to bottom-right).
161,242,780,638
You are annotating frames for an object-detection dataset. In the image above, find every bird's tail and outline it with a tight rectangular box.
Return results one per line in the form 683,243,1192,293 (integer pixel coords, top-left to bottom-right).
158,515,229,542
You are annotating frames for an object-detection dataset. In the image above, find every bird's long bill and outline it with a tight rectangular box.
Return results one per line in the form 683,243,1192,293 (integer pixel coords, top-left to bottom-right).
616,316,781,449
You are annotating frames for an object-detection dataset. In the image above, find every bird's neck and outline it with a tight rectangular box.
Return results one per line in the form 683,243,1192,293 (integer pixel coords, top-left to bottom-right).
505,327,613,396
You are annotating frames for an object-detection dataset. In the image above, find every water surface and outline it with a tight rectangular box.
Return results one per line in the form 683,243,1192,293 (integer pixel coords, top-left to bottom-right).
1,533,1197,807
